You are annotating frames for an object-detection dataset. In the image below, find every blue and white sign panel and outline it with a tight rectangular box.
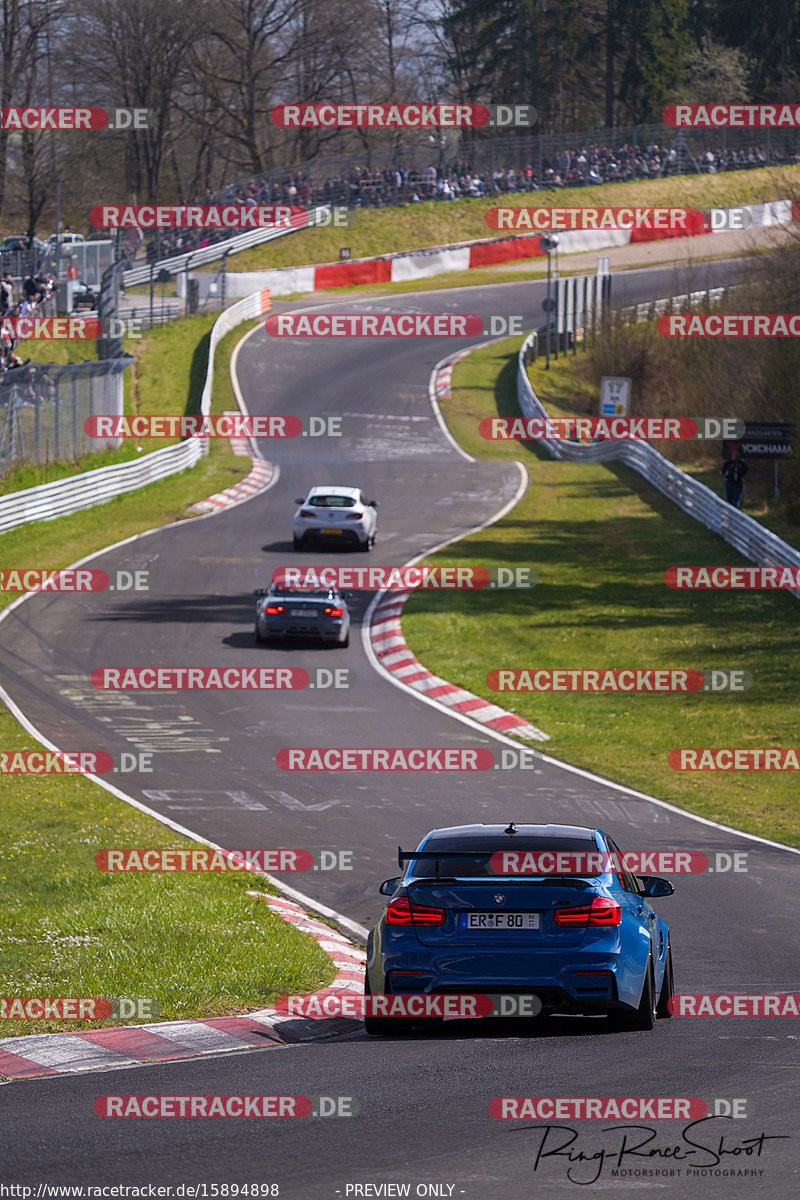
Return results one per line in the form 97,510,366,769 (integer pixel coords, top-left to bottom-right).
600,376,630,417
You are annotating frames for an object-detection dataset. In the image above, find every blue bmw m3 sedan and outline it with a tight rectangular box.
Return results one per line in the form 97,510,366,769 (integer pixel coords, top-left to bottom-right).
365,822,674,1035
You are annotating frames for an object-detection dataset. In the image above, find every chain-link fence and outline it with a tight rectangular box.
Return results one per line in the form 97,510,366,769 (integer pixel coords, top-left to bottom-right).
132,119,799,271
0,358,130,475
199,121,800,208
0,240,115,286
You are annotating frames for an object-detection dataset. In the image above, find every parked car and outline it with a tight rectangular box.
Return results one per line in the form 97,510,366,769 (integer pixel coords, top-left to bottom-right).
47,232,86,246
0,235,46,252
70,281,99,311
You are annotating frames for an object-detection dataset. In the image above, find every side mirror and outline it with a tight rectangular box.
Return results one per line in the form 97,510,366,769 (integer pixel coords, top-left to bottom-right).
253,588,268,597
379,877,401,896
369,500,378,508
639,876,674,899
294,497,305,505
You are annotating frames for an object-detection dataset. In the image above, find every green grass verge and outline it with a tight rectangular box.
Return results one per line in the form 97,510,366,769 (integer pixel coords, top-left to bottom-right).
228,165,800,273
0,314,258,600
400,337,800,848
0,773,335,1037
0,314,257,496
0,316,338,1041
522,345,800,540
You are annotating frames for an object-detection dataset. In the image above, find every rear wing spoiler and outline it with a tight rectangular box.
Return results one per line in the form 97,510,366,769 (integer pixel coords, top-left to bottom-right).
397,847,603,881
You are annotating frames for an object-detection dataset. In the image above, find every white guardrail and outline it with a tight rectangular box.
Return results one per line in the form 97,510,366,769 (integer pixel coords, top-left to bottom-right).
517,333,800,596
0,287,272,535
122,207,334,287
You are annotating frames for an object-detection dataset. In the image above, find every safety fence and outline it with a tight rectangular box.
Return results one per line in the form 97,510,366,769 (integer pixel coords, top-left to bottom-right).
0,359,130,475
210,120,800,210
0,288,272,534
121,207,333,287
0,240,114,286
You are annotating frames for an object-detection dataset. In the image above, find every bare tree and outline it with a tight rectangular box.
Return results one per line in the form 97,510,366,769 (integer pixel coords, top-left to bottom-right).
194,0,305,177
0,0,61,216
67,0,203,199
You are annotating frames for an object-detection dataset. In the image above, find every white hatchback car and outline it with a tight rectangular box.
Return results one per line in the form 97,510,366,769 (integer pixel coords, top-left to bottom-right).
293,485,378,551
47,232,86,246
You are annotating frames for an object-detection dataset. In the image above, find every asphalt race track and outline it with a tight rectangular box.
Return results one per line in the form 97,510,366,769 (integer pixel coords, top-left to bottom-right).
2,262,798,1197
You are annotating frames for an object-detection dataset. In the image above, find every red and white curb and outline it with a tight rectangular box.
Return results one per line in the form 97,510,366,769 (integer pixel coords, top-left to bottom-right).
188,411,276,514
0,895,365,1082
434,347,473,400
370,591,548,742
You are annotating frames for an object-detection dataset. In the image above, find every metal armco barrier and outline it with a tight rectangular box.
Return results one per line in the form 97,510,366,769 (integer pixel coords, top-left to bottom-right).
516,332,800,597
619,286,729,324
121,208,334,287
0,287,272,535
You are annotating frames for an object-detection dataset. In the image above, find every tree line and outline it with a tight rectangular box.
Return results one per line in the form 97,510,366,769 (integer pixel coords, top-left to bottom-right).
0,0,796,226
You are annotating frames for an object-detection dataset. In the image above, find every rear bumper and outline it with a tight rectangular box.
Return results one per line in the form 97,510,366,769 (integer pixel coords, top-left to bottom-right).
376,948,626,1013
294,523,367,546
261,620,347,641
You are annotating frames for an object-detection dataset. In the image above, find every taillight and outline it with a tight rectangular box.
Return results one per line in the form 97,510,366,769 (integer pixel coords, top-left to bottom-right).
553,897,621,926
299,508,315,518
265,604,284,615
345,511,363,520
385,897,446,927
324,606,343,617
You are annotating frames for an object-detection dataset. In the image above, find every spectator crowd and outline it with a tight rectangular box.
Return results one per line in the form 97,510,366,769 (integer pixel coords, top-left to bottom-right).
0,269,56,373
113,133,796,263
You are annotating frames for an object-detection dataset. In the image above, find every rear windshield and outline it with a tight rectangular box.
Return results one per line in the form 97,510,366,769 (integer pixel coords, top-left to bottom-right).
406,835,599,879
308,495,356,508
270,588,336,599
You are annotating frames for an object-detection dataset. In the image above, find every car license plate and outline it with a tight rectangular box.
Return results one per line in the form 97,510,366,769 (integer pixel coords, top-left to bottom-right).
321,527,343,534
460,912,540,930
290,609,316,617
